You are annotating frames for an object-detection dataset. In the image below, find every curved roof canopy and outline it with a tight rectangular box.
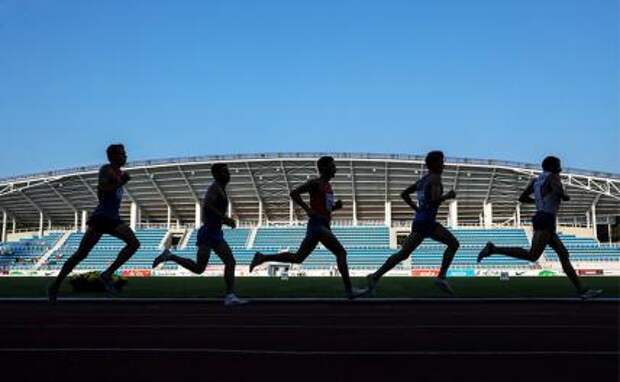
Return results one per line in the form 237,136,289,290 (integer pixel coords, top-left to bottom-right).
1,153,619,228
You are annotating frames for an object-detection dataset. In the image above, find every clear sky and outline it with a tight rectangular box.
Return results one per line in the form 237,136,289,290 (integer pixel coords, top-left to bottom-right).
1,0,618,178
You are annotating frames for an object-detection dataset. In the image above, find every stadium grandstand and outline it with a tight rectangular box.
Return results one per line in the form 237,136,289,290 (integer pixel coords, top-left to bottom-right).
0,152,619,277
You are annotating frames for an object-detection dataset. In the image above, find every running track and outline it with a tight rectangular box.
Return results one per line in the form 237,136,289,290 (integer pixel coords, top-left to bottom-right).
0,300,617,381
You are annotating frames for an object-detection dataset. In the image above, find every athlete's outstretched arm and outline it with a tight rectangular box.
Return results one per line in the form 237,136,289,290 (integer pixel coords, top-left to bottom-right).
400,183,419,211
518,180,535,204
290,180,316,216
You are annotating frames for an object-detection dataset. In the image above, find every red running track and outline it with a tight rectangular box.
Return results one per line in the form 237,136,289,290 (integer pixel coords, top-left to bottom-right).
0,301,617,381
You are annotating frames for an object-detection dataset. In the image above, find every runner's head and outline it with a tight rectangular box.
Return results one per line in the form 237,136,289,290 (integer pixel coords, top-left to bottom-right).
542,156,562,174
425,151,445,174
211,163,231,185
106,144,127,167
317,156,336,179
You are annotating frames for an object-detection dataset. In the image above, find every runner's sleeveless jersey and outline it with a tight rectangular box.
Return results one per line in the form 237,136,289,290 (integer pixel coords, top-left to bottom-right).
203,182,228,229
310,181,335,221
91,166,124,220
533,172,561,215
415,174,442,222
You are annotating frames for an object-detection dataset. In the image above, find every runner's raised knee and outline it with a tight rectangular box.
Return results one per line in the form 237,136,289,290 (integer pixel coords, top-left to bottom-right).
448,239,460,251
125,238,140,252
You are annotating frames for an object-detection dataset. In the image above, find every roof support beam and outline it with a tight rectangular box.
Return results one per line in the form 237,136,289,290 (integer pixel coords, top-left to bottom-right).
176,166,200,204
46,182,78,213
144,168,179,224
19,190,44,216
513,171,620,201
78,175,99,201
0,177,61,198
17,190,47,235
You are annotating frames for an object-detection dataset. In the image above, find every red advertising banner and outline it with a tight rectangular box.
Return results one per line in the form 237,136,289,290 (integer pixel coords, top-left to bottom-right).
577,269,604,276
412,269,439,277
121,269,152,277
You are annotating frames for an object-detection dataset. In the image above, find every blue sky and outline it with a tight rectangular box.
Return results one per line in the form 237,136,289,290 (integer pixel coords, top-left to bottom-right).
0,0,618,178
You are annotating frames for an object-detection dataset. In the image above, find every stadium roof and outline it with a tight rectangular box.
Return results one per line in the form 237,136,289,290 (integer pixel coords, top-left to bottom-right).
1,152,619,228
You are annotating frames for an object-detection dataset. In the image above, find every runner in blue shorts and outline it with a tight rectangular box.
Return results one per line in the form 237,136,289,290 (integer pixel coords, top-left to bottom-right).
152,163,247,306
366,151,460,295
477,156,602,299
48,144,140,303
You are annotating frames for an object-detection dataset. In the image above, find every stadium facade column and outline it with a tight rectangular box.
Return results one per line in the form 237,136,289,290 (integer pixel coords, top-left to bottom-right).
352,199,358,226
81,210,87,232
591,196,600,240
448,200,458,228
47,218,52,231
12,217,16,234
289,199,294,225
38,212,44,237
74,211,79,231
258,200,264,226
483,202,493,228
166,205,172,229
1,210,7,242
194,202,201,229
137,208,142,229
130,202,138,231
384,201,392,227
515,203,521,227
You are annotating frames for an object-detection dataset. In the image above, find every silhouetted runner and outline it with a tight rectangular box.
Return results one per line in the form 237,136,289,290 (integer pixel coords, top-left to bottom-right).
249,156,365,299
152,163,247,306
366,151,460,296
48,144,140,303
477,156,602,299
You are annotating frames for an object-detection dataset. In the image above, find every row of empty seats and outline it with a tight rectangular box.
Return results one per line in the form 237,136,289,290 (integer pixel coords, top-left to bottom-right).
254,226,390,249
544,233,620,262
45,229,169,270
0,232,63,270
1,226,618,272
412,229,532,269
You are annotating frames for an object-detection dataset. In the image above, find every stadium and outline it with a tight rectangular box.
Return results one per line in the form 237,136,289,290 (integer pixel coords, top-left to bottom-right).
1,1,618,379
1,152,618,381
1,152,619,278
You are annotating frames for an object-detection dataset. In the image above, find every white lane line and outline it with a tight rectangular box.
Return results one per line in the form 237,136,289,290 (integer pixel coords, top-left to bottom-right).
0,324,613,330
0,297,619,303
0,348,616,356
